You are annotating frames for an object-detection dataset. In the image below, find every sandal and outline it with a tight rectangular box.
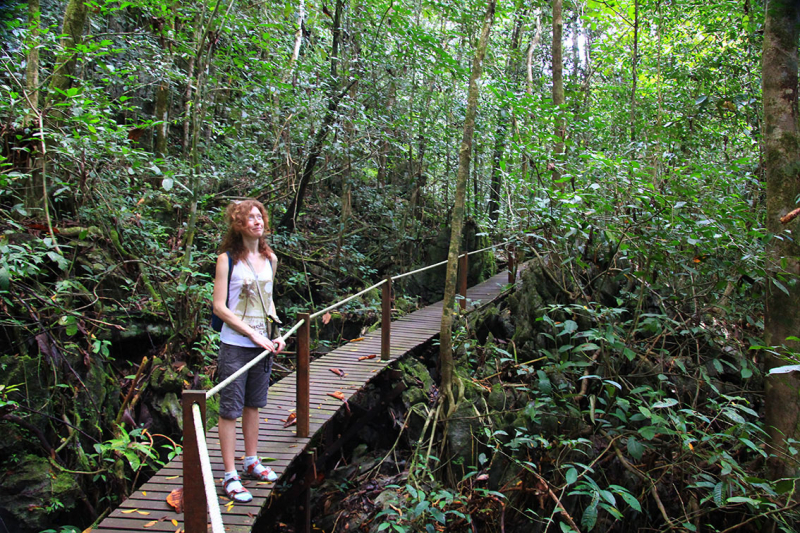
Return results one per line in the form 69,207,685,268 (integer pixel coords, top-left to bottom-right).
243,461,278,482
223,475,253,503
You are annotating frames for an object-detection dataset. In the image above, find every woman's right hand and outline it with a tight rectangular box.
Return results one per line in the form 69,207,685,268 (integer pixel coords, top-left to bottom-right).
248,331,275,352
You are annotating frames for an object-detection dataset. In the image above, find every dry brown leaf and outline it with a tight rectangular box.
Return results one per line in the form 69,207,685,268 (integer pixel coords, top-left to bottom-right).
283,412,297,428
329,368,344,376
322,312,332,325
171,519,178,527
122,509,137,514
166,488,183,514
350,337,365,343
144,521,158,528
136,511,150,515
327,391,346,401
358,354,377,361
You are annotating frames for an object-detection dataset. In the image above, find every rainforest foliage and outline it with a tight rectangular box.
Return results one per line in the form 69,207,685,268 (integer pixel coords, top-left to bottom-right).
0,0,798,531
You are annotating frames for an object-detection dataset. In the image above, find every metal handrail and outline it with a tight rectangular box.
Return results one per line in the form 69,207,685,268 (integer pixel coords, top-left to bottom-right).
206,318,306,399
192,403,225,533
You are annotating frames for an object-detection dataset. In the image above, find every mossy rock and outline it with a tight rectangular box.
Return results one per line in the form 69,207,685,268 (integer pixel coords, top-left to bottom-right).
0,455,81,532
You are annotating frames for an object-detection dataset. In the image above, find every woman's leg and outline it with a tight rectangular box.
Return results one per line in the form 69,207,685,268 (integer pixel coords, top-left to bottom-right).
242,406,260,457
219,416,238,473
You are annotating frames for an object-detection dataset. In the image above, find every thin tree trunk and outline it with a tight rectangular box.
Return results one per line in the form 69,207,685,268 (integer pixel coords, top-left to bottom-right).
23,0,41,210
48,0,90,105
439,0,496,416
154,4,176,159
278,0,350,231
762,0,800,482
488,8,525,225
551,0,565,187
629,0,639,142
526,11,542,96
25,0,40,120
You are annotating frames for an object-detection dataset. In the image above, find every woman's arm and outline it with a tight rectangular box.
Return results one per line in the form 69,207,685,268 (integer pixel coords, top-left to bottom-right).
268,252,285,353
213,253,274,352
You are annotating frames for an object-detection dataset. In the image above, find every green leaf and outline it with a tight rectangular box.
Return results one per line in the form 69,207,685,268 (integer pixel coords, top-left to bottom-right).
638,426,657,440
772,278,790,296
581,499,598,531
565,467,578,485
560,320,578,336
0,266,8,290
162,177,174,191
652,398,678,409
713,482,725,506
430,507,446,523
627,436,644,462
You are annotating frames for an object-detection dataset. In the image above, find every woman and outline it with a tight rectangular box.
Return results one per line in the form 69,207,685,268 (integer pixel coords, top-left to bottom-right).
212,199,286,503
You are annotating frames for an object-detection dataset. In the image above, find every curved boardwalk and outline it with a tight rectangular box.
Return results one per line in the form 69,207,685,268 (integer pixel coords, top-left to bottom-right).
94,269,514,533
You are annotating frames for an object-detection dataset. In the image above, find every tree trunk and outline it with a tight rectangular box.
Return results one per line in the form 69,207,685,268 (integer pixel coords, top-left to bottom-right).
23,0,41,210
279,0,349,231
551,0,565,187
762,0,800,482
488,8,525,225
439,0,496,416
629,0,639,142
48,0,90,105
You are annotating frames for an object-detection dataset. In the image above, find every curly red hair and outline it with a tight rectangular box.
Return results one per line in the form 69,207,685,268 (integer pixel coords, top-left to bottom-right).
219,200,274,263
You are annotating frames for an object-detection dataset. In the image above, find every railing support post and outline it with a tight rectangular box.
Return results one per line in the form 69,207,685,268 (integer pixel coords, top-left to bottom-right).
381,276,392,361
182,390,207,533
458,253,468,310
508,245,515,284
294,451,312,533
297,313,310,438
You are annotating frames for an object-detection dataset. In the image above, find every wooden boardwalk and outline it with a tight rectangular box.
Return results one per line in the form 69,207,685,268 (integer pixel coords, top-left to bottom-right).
94,270,513,533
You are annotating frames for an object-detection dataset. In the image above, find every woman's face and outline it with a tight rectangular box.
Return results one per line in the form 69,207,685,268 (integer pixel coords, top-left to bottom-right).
244,206,264,238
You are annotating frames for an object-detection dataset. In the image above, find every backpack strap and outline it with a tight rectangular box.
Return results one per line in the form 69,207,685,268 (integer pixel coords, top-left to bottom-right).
225,251,233,307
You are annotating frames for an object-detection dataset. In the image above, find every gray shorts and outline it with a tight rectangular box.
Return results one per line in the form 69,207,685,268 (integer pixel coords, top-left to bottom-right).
217,343,273,420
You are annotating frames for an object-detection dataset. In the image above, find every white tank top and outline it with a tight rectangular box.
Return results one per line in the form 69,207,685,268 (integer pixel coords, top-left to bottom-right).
220,258,278,347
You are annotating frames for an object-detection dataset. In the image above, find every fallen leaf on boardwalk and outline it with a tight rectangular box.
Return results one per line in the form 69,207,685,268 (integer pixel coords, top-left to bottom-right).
144,521,158,528
283,412,297,427
248,512,257,519
263,456,277,462
322,312,331,325
226,501,235,511
328,391,346,401
166,488,184,513
165,475,178,480
350,337,365,342
329,368,344,376
289,445,297,448
142,491,147,496
264,418,269,423
136,511,150,515
122,509,137,514
358,354,377,361
171,519,178,527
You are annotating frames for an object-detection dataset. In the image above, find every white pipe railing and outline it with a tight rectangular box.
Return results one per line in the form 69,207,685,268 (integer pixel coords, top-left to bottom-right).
205,318,306,399
192,403,225,533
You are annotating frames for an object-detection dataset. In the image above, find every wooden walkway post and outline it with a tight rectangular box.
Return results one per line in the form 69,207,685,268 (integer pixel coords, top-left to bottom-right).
458,254,468,310
297,313,310,438
381,276,392,361
181,390,207,533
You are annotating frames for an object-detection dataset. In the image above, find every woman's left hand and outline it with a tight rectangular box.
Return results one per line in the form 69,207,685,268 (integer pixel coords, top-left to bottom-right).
272,337,286,354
